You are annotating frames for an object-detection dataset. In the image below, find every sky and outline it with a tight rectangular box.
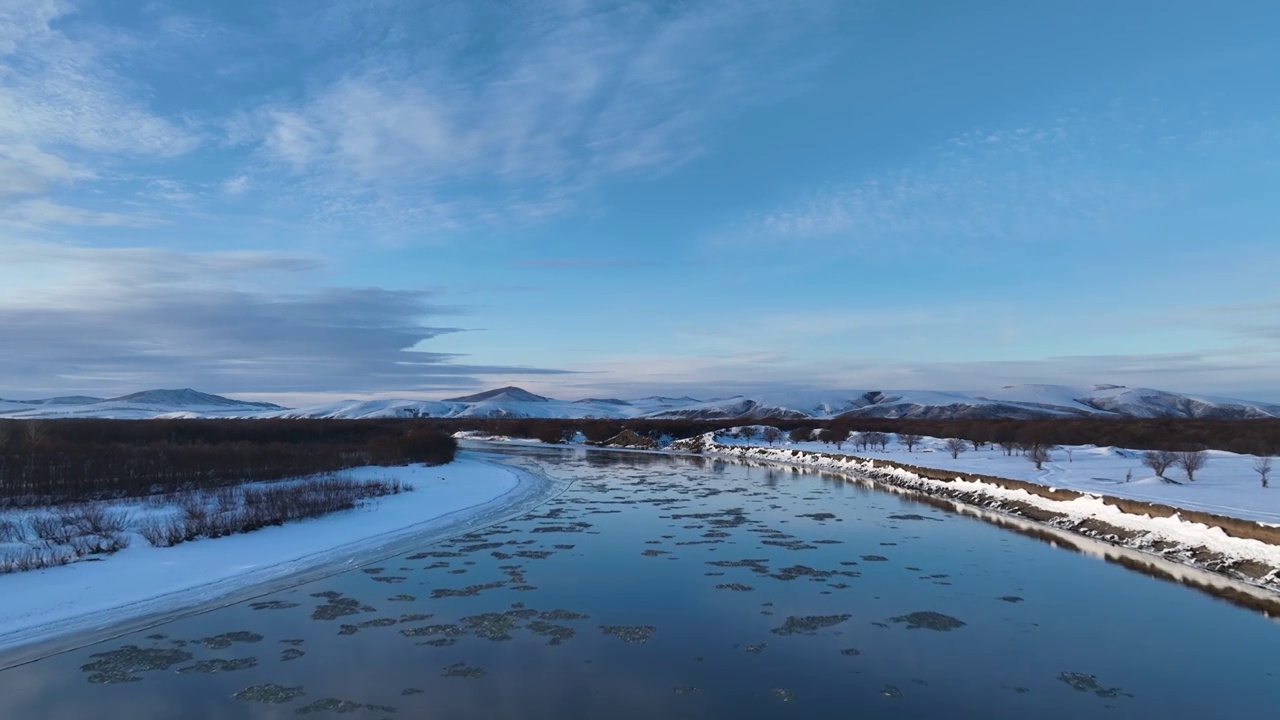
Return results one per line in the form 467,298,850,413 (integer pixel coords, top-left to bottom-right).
2,0,1279,404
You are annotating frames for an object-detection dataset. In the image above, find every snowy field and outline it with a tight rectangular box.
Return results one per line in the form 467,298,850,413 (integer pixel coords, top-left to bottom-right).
0,457,533,658
712,430,1280,525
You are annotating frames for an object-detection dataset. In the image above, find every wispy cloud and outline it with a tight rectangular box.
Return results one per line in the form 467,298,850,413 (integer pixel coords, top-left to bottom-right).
0,0,202,232
513,258,660,269
227,0,838,232
539,346,1280,403
0,143,89,197
2,0,839,238
0,2,200,156
220,174,250,197
0,198,163,228
725,106,1277,254
1186,299,1280,345
0,242,571,396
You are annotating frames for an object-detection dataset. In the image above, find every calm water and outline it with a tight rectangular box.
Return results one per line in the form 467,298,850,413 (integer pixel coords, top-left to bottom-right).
4,446,1279,718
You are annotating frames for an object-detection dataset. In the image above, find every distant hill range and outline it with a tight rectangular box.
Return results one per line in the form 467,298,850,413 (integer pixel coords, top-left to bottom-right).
0,389,282,420
2,384,1278,421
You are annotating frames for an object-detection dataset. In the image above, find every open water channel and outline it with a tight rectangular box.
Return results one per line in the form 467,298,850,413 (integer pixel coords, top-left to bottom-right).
3,445,1278,718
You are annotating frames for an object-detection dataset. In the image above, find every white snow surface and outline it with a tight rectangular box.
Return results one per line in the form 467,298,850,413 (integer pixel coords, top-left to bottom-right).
690,438,1280,587
0,457,530,657
3,383,1277,420
712,431,1280,524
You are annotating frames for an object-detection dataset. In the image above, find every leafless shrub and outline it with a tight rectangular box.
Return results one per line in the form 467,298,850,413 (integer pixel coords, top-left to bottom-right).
1026,444,1053,470
0,517,27,543
898,433,923,452
863,431,889,451
58,504,130,538
1141,450,1178,480
106,532,130,552
944,438,968,459
761,428,781,446
1176,448,1209,482
30,513,77,546
1,547,72,574
137,517,186,548
1254,456,1273,488
215,487,240,514
136,518,164,547
136,476,406,546
69,535,109,557
178,492,209,526
143,493,171,509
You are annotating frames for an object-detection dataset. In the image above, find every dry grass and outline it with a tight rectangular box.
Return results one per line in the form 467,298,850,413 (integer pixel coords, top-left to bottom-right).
136,475,409,548
1,507,132,574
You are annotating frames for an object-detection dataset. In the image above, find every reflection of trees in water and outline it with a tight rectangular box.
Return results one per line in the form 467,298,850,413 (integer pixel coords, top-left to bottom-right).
582,450,683,471
678,455,710,471
585,452,620,468
764,469,780,488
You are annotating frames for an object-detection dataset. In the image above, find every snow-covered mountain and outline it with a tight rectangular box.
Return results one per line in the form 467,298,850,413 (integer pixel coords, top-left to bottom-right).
0,389,281,419
444,386,549,404
1,384,1277,421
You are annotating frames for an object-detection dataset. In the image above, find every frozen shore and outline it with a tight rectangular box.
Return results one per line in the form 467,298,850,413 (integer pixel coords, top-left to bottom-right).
0,454,547,663
674,436,1280,594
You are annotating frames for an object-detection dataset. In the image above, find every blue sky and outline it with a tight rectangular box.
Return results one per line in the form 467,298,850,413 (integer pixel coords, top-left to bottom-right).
2,0,1278,403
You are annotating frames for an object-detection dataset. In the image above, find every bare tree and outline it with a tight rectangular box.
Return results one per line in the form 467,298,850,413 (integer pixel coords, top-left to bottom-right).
789,427,811,444
1026,444,1052,470
1254,456,1273,488
997,441,1018,457
944,438,967,459
833,431,846,451
1141,450,1177,480
1064,447,1074,463
970,439,983,452
1175,448,1209,482
898,433,922,452
762,427,781,446
739,426,757,444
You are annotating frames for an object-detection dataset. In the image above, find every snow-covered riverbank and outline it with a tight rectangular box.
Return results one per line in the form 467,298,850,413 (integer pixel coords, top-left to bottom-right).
674,435,1280,593
0,455,543,661
705,431,1280,524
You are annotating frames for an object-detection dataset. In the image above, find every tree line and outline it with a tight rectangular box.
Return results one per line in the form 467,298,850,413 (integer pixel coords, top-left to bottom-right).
0,419,455,507
438,416,1279,456
2,414,1274,506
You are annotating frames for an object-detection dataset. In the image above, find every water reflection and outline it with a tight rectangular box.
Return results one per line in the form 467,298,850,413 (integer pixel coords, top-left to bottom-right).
2,446,1279,719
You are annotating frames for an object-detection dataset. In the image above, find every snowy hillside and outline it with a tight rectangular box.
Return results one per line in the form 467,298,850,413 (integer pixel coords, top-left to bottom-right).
0,389,281,419
1,384,1277,421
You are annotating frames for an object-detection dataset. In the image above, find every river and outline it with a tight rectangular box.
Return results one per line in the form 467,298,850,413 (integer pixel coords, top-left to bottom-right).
3,445,1278,718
